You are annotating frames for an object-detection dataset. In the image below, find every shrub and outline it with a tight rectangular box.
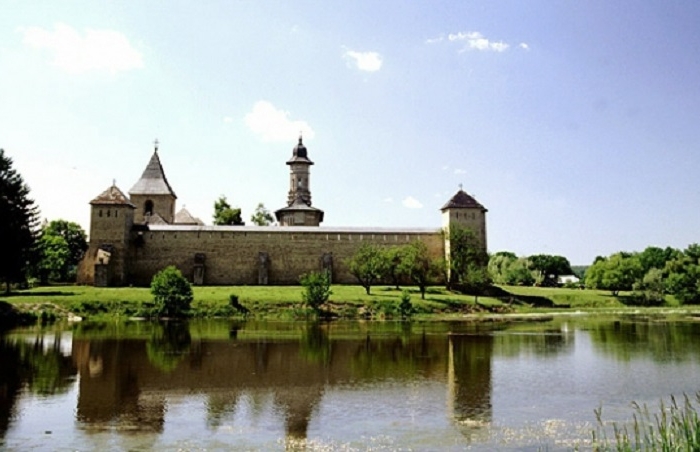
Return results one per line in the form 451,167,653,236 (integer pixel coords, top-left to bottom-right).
150,266,193,318
300,271,332,314
397,289,413,319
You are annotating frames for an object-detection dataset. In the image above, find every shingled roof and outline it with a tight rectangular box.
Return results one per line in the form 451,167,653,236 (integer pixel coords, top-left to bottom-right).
129,150,177,198
90,184,135,207
174,207,204,225
286,136,314,165
440,189,487,212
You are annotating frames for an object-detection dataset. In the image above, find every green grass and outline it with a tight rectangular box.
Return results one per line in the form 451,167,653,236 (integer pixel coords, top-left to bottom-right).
1,284,696,322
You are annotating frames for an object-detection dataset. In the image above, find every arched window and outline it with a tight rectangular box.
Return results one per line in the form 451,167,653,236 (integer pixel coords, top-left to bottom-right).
144,200,154,216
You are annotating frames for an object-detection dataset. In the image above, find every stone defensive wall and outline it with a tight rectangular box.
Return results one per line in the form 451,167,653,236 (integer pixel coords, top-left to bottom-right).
125,225,445,286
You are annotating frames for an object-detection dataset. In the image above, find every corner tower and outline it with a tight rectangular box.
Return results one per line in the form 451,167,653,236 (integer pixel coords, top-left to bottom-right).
129,140,177,224
275,137,324,226
441,187,488,250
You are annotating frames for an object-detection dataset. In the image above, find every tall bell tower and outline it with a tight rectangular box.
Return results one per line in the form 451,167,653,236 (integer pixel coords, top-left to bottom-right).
275,136,324,226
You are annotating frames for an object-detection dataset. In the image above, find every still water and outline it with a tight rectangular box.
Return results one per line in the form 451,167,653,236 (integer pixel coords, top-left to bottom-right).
1,316,699,451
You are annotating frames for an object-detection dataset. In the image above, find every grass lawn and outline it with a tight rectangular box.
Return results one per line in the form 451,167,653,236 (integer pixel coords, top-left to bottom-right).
0,283,692,321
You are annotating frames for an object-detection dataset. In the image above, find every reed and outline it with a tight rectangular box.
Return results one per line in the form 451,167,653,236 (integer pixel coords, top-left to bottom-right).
592,393,700,451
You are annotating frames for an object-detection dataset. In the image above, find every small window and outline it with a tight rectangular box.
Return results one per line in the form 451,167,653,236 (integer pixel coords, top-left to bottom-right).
144,200,154,216
107,210,111,217
99,209,103,217
115,210,118,217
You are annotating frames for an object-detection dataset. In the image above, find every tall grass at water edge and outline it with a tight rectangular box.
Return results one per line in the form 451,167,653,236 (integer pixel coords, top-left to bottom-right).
592,393,700,451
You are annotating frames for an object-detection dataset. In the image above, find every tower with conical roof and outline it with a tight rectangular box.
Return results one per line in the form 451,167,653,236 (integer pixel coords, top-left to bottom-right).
275,137,324,226
441,187,488,249
129,140,177,224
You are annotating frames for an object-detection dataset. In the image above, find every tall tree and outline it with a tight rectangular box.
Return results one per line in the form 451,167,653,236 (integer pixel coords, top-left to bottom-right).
445,224,489,290
0,149,40,293
38,220,88,281
346,243,389,295
36,234,70,284
250,202,274,226
528,254,573,286
213,195,244,226
398,241,439,299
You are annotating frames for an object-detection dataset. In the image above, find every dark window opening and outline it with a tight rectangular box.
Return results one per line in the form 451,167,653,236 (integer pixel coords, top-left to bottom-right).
144,200,154,216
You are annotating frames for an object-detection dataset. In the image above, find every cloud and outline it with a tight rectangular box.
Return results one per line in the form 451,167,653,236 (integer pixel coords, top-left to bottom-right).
343,49,382,72
21,23,143,74
429,31,518,53
223,116,234,124
519,42,530,51
454,168,467,175
402,196,423,209
383,197,393,203
244,101,315,143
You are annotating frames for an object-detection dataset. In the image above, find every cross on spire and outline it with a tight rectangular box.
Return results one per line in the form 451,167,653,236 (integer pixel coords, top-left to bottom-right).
458,183,463,191
154,138,159,152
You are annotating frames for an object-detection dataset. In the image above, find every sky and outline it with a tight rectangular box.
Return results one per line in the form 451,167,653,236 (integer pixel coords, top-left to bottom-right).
2,1,700,265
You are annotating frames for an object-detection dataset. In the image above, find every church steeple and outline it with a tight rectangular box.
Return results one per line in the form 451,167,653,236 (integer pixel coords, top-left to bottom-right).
129,140,177,224
275,136,324,226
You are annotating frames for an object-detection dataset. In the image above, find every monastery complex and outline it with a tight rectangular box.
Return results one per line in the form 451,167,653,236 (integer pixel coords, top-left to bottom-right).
77,139,487,286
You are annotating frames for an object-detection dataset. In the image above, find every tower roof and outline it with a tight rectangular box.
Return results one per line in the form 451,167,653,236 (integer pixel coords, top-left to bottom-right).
440,189,487,212
129,144,177,198
90,184,135,207
286,136,314,165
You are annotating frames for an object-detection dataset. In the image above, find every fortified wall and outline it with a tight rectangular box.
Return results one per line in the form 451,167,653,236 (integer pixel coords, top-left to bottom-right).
77,138,487,286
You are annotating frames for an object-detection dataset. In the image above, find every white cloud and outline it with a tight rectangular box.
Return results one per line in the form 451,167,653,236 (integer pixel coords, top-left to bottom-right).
448,31,510,52
425,35,444,44
519,42,530,51
383,197,393,203
223,116,234,124
402,196,423,209
21,23,143,74
343,49,382,72
454,168,467,175
244,101,315,143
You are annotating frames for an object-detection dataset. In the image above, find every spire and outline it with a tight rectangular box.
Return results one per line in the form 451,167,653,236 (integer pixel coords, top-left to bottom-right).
287,135,313,165
128,143,177,197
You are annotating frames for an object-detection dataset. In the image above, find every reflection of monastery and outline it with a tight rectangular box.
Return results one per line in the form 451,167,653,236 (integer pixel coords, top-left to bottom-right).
70,328,494,445
77,138,487,286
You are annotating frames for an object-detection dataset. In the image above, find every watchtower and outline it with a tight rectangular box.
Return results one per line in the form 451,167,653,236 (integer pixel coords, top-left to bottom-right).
129,140,177,224
275,137,324,226
441,187,488,260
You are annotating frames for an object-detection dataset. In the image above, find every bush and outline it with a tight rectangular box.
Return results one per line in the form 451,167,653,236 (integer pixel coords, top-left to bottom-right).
397,289,413,319
150,266,193,318
300,271,332,314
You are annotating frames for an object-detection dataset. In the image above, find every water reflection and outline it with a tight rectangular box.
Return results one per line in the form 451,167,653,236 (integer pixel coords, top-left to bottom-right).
1,317,699,450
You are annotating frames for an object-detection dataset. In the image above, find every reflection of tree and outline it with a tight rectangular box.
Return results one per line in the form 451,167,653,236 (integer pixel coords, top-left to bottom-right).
0,339,23,439
146,323,191,373
351,331,442,380
588,320,700,362
493,329,571,358
299,322,331,365
19,335,76,396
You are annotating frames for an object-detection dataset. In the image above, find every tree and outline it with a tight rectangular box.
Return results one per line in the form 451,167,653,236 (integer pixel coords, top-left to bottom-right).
0,149,40,293
213,195,244,225
37,220,88,282
585,252,642,296
664,245,700,305
632,268,666,306
398,241,439,299
346,243,389,295
445,224,489,290
528,254,573,286
36,234,70,284
300,270,332,314
384,246,406,290
250,203,274,226
150,266,193,318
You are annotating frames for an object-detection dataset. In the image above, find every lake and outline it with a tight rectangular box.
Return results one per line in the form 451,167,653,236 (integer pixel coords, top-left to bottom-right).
1,316,699,451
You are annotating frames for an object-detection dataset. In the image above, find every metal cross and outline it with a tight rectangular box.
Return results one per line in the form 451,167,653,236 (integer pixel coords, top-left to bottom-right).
154,138,159,151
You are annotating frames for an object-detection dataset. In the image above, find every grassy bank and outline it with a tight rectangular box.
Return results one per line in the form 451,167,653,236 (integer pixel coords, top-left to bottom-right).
0,284,695,323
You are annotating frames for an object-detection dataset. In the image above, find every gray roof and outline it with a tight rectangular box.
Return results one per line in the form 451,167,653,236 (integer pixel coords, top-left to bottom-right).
174,207,204,225
145,212,168,225
90,184,135,207
146,224,439,234
286,136,314,165
440,189,487,212
129,150,177,198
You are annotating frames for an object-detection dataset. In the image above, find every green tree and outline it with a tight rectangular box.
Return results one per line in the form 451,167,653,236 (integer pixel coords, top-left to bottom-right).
586,252,642,296
488,252,517,285
346,243,389,295
384,246,406,290
300,270,332,314
632,268,666,306
528,254,573,286
36,234,70,284
150,266,193,318
0,149,41,293
37,220,88,282
250,202,274,226
506,257,536,286
213,195,244,225
664,245,700,305
445,224,489,290
398,241,439,299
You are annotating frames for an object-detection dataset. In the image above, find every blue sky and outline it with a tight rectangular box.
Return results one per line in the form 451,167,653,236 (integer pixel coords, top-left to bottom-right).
2,1,700,265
